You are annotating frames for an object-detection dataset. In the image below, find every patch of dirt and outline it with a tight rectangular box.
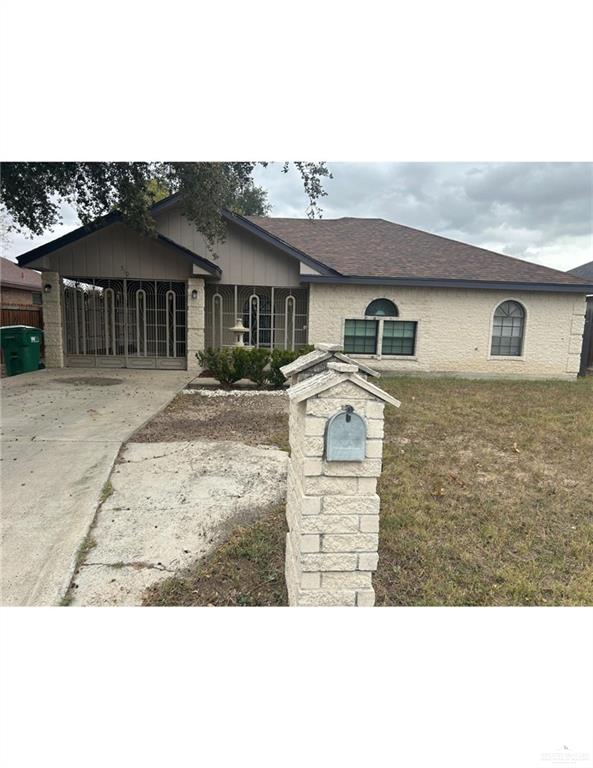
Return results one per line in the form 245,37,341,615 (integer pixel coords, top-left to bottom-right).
143,505,287,606
133,392,289,450
63,377,123,386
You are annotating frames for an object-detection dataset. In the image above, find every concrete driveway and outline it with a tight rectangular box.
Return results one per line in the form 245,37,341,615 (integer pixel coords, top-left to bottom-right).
1,368,192,606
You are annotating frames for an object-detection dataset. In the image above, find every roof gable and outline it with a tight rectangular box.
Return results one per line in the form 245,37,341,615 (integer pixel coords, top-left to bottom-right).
15,212,220,276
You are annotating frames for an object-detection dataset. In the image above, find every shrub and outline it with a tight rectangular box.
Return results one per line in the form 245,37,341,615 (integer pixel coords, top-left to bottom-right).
196,348,248,389
241,348,271,388
268,346,313,388
198,345,313,389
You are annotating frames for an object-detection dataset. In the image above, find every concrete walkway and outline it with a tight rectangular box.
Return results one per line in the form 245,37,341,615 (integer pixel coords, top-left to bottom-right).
1,368,192,606
70,440,288,606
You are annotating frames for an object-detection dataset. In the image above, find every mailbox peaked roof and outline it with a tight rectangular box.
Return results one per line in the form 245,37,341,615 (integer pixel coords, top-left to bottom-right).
288,365,401,407
280,344,380,380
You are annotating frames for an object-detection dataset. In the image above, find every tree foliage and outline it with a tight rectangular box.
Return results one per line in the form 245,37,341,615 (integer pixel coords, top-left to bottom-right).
0,161,330,247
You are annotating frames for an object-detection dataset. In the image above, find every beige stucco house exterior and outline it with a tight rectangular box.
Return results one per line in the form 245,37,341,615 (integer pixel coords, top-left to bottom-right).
16,193,593,379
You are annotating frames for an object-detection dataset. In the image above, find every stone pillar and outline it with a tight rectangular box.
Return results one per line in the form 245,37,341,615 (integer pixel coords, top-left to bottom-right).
41,271,64,368
285,361,400,606
186,277,205,371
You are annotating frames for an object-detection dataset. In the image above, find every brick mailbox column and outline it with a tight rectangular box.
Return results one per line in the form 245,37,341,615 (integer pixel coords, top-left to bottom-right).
285,361,400,607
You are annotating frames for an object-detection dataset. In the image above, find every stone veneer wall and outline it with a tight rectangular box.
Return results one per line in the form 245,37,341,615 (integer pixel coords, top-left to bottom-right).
285,376,386,607
41,271,64,368
186,277,205,371
307,284,586,379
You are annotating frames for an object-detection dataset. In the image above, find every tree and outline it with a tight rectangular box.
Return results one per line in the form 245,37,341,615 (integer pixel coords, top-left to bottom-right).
226,182,271,216
0,162,329,247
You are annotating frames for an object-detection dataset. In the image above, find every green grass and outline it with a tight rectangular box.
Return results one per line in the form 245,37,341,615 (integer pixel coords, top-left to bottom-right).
144,375,593,607
99,480,114,504
60,531,97,605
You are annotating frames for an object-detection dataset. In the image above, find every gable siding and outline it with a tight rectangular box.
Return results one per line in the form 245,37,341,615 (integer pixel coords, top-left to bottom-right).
155,208,302,287
27,223,194,280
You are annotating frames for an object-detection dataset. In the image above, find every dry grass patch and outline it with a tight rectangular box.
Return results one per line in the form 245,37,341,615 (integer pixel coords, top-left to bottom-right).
133,392,289,451
375,376,593,606
144,376,593,607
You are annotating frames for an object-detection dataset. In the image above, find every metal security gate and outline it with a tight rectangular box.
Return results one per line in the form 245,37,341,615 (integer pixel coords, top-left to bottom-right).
204,284,308,350
63,278,186,369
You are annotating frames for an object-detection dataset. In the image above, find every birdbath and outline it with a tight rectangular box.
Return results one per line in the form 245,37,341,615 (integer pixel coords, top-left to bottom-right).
229,318,248,347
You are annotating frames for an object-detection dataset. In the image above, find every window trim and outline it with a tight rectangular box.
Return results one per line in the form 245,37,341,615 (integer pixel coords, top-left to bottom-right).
341,316,420,360
487,298,528,361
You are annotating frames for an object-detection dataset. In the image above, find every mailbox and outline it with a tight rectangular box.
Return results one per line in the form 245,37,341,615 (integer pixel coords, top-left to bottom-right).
325,405,366,461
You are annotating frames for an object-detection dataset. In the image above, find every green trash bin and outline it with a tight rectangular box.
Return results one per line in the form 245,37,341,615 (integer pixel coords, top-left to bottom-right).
0,326,44,377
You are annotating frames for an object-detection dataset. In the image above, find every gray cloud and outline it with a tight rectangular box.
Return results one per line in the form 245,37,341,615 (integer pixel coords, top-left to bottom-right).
4,163,592,273
255,162,593,271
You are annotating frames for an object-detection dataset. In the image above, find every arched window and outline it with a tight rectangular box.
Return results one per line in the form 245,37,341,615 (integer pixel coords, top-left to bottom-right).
365,298,398,317
242,293,272,347
491,300,525,356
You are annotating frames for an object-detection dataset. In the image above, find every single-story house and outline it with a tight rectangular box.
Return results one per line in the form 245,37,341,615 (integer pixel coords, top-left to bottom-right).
16,193,593,379
1,256,42,307
568,260,593,375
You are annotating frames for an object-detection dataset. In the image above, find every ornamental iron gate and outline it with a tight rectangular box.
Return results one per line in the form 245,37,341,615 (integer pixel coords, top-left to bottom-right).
63,278,186,369
204,284,308,350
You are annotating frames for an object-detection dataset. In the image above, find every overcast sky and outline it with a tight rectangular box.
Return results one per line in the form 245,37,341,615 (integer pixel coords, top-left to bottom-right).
3,162,592,273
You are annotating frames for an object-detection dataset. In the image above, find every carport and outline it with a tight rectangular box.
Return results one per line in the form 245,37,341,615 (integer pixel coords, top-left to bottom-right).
63,277,188,369
15,210,221,371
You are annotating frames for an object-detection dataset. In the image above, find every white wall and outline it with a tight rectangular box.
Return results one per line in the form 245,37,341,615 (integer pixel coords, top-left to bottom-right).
308,283,586,379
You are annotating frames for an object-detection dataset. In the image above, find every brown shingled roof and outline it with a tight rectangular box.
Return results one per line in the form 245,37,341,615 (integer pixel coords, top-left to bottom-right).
246,216,586,286
568,260,593,280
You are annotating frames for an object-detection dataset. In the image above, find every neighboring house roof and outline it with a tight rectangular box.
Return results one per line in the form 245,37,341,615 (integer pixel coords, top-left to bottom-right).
568,260,593,280
245,215,591,291
15,211,221,276
0,256,42,291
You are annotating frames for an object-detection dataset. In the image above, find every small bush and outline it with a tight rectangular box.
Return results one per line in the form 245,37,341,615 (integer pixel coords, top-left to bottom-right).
196,348,248,388
198,345,313,389
268,346,313,388
241,348,271,388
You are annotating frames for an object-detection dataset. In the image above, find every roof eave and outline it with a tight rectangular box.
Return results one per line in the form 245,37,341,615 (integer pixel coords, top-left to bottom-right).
16,212,122,267
301,274,593,294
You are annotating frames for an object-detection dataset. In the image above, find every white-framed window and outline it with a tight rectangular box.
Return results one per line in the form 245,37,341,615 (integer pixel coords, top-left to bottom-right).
343,299,417,356
490,300,525,356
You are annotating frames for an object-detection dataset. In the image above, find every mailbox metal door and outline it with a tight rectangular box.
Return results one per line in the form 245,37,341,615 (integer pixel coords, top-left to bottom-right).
325,406,366,461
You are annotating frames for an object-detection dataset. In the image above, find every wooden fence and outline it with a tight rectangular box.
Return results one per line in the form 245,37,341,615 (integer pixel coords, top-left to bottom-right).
1,306,43,329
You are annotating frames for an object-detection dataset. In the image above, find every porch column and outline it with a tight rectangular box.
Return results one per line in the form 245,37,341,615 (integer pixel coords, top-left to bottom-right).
186,277,205,371
42,271,64,368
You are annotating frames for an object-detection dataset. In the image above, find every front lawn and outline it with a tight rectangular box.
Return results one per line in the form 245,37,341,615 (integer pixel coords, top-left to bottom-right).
144,376,593,606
